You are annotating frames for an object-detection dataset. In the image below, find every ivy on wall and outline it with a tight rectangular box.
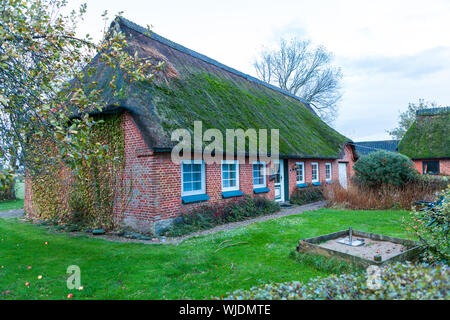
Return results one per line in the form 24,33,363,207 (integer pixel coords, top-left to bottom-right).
30,114,125,229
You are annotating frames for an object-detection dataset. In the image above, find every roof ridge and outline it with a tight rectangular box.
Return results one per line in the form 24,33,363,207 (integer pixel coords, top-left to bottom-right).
354,140,400,143
416,106,450,116
116,16,316,114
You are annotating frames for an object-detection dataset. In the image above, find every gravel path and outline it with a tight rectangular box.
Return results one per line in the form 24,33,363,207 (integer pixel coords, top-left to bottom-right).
74,201,327,245
0,209,25,219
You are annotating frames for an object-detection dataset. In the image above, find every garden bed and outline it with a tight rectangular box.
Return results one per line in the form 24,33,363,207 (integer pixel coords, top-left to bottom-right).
296,229,423,268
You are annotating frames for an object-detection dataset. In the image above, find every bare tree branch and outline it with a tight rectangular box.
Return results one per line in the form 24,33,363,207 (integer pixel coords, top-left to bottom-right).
254,38,342,123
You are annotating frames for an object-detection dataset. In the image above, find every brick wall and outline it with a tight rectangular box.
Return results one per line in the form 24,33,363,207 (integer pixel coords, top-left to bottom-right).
413,159,450,175
24,175,33,214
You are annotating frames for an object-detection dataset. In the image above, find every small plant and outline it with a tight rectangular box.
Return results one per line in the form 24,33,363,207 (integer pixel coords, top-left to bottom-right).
353,150,417,188
403,187,449,263
290,185,324,205
165,196,280,236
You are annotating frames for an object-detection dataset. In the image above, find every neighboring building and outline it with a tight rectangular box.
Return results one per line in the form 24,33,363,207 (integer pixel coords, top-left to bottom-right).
353,140,399,157
25,17,357,234
398,107,450,175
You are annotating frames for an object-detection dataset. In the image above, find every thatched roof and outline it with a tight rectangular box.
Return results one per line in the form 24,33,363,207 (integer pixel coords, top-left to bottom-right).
398,107,450,159
88,17,352,158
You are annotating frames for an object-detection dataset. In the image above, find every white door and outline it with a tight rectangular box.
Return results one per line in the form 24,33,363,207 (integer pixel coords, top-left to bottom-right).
274,161,285,202
338,162,348,189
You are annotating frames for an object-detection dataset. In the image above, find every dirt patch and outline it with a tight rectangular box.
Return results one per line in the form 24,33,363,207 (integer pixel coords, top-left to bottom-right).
319,236,408,261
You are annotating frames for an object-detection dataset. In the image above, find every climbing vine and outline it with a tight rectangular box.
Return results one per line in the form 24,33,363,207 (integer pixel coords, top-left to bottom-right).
30,114,125,229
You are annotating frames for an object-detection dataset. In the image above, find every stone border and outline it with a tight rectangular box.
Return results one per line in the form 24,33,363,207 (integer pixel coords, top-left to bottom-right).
296,229,423,268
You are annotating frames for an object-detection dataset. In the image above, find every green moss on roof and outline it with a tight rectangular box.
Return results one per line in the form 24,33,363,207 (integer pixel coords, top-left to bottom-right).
398,112,450,159
136,72,348,157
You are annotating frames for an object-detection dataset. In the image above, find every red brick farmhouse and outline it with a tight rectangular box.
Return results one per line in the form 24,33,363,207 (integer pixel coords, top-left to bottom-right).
25,18,357,234
398,107,450,176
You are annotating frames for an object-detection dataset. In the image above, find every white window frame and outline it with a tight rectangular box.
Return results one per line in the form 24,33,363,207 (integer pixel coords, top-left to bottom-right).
296,162,305,184
311,162,319,183
181,160,206,196
221,160,240,192
252,161,266,188
325,163,332,181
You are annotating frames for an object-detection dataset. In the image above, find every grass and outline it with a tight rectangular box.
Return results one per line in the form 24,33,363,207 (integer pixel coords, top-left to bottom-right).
0,199,24,211
0,208,410,299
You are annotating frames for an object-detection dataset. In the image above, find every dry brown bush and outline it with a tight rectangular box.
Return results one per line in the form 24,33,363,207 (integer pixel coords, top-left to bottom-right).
323,176,448,210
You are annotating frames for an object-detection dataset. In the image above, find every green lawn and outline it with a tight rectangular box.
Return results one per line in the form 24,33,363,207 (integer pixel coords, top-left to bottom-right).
0,199,24,211
0,209,410,299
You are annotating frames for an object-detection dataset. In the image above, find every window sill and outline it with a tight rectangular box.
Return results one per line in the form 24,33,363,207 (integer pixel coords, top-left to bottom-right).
326,180,334,184
312,181,322,186
222,190,244,198
297,183,308,188
181,194,210,204
253,187,270,194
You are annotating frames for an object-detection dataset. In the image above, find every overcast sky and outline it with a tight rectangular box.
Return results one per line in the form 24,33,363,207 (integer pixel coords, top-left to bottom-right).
68,0,450,141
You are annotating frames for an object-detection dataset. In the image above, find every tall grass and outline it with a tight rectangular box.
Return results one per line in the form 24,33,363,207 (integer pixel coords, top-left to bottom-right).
289,251,362,274
323,176,448,210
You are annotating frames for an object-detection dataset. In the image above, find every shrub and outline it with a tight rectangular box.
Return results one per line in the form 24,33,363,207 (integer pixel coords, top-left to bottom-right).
219,262,449,300
403,187,449,263
0,168,16,200
290,186,324,205
353,150,417,188
165,196,280,236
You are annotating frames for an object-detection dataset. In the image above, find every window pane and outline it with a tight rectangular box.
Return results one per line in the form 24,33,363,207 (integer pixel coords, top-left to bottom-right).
183,172,192,182
424,161,439,175
223,162,238,189
222,170,229,180
193,171,201,181
182,162,204,193
296,164,303,181
193,181,202,191
183,182,193,192
312,164,318,180
253,163,265,185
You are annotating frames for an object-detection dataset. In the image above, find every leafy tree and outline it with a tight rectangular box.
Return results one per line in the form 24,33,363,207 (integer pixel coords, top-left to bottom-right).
387,99,438,140
0,164,16,200
353,150,417,188
404,187,449,263
254,38,342,123
0,0,158,177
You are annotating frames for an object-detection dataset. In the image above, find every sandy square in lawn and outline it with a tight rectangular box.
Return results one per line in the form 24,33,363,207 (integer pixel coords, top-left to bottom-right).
319,236,408,261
